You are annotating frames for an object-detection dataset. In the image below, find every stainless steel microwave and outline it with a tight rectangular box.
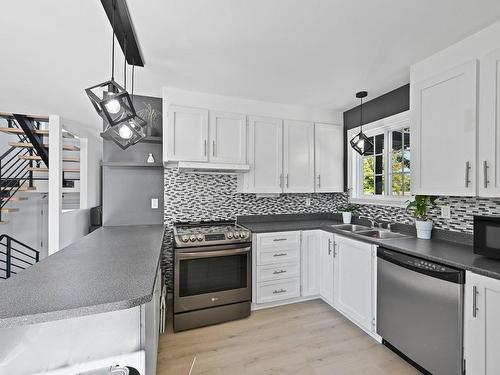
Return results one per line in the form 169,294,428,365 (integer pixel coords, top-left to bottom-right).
474,216,500,259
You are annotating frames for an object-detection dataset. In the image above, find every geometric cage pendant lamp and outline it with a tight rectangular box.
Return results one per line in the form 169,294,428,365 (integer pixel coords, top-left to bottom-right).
349,91,374,156
85,0,146,149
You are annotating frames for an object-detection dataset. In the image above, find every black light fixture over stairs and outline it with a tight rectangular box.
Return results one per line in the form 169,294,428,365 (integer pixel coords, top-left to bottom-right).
350,91,374,156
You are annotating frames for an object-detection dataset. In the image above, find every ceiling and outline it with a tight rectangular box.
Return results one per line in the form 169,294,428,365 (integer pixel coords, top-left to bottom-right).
1,0,500,131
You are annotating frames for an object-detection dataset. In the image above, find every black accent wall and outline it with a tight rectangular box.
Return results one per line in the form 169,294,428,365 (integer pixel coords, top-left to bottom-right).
343,84,410,190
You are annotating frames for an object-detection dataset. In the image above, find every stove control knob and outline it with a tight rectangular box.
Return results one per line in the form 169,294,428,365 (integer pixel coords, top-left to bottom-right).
181,235,189,243
241,231,249,238
197,234,204,241
227,232,234,239
189,235,197,242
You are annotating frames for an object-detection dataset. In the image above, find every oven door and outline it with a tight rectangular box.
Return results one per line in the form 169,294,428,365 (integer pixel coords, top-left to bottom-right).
174,243,252,313
474,216,500,259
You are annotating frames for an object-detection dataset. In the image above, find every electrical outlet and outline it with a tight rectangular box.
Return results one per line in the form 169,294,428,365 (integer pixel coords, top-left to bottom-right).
441,205,451,219
151,198,159,209
305,197,311,207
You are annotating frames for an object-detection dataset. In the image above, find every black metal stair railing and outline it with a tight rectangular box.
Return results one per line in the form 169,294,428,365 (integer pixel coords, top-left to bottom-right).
0,234,39,279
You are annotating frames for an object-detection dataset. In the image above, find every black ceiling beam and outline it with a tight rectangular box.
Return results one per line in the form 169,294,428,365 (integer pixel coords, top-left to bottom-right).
101,0,144,67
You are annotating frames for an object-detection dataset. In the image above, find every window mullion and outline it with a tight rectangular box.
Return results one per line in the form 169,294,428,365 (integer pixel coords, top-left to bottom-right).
385,130,391,196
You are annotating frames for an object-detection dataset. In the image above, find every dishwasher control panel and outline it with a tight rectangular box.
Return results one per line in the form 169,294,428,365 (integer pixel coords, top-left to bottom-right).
411,259,447,272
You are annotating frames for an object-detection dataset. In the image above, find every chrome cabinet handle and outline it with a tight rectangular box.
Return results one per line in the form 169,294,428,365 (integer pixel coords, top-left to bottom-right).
273,253,287,257
333,242,338,258
465,161,471,187
473,285,478,317
273,288,287,294
328,238,332,255
484,161,490,188
204,140,207,156
286,174,289,188
317,174,321,188
273,269,287,275
279,174,283,188
212,140,216,156
273,238,287,242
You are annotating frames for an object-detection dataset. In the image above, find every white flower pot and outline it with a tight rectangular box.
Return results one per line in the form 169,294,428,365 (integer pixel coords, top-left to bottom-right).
342,212,352,224
415,220,433,239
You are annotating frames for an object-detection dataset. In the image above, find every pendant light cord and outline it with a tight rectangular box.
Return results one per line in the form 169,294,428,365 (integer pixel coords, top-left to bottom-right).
123,37,127,90
111,0,115,81
360,97,363,132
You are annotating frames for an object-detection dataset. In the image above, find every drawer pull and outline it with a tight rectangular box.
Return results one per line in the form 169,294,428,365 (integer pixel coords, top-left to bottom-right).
273,238,288,242
273,288,287,294
273,269,287,274
273,253,287,257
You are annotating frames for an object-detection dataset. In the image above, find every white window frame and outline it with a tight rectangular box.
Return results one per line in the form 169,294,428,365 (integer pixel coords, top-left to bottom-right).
347,110,410,207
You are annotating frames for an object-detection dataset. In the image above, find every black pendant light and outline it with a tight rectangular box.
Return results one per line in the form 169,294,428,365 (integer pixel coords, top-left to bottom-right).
350,91,373,155
86,0,145,149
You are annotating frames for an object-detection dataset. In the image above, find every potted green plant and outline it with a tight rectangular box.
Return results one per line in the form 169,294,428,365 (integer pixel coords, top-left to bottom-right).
406,195,437,239
341,204,357,224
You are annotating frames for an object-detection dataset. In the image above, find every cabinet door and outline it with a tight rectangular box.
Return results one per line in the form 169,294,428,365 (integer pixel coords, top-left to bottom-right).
411,60,477,196
209,111,247,164
165,105,209,162
465,272,500,375
479,49,500,197
319,231,334,305
301,230,321,297
333,236,374,331
247,116,283,193
315,123,343,192
283,120,315,193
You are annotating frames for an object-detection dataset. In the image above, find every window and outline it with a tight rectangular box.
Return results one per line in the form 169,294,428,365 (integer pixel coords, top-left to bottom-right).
348,111,410,206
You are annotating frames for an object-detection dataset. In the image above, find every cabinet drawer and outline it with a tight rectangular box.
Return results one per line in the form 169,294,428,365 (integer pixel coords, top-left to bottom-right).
256,278,300,304
257,231,301,250
257,248,299,266
256,263,299,282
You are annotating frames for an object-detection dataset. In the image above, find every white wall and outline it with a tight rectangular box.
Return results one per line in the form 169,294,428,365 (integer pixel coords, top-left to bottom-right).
411,20,500,83
59,209,90,250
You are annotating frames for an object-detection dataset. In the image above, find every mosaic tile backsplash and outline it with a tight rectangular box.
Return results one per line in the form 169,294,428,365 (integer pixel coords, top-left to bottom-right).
163,168,500,291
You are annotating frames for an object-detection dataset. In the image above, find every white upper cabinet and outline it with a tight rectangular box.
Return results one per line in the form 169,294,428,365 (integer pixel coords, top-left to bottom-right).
333,235,375,333
283,120,315,193
479,48,500,197
209,111,247,164
246,116,283,193
165,105,209,162
314,123,343,192
465,272,500,375
411,60,478,196
319,231,334,305
301,230,321,297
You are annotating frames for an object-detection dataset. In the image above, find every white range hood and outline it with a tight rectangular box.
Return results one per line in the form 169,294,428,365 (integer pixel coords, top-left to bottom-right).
164,161,250,175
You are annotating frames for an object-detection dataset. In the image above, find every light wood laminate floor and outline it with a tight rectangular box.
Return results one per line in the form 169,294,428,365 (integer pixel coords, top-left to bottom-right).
157,299,421,375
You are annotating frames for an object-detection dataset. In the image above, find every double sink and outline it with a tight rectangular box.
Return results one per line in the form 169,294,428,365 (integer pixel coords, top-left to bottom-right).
332,224,409,239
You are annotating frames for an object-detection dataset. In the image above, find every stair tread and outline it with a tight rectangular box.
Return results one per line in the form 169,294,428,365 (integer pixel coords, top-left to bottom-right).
0,127,49,135
1,197,28,202
27,167,80,173
19,155,79,162
0,221,9,225
0,112,49,121
8,141,79,151
0,208,19,213
1,186,36,191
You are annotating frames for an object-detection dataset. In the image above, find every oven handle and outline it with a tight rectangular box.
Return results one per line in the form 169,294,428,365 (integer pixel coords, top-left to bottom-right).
177,247,251,259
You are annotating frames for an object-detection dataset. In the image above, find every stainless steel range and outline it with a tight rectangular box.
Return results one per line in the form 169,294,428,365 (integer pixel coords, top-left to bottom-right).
173,220,252,332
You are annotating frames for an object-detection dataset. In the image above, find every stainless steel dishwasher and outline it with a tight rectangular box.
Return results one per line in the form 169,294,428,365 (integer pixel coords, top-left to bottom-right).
377,247,464,375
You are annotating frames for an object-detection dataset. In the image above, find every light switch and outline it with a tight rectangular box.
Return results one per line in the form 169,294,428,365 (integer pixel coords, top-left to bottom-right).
440,205,451,219
151,198,159,209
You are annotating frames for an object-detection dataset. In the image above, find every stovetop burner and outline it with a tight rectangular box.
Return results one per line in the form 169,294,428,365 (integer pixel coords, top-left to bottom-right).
173,220,251,248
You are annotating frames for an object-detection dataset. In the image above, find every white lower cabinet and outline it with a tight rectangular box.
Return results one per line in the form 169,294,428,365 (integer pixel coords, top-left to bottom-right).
255,231,301,304
319,231,335,305
465,271,500,375
301,230,322,297
333,235,376,333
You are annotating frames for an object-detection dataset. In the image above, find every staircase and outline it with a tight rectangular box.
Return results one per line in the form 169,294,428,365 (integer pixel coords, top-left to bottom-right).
0,112,80,224
0,234,39,279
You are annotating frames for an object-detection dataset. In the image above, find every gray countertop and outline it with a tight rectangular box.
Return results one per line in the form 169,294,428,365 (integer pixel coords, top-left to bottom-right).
0,225,165,328
238,214,500,281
